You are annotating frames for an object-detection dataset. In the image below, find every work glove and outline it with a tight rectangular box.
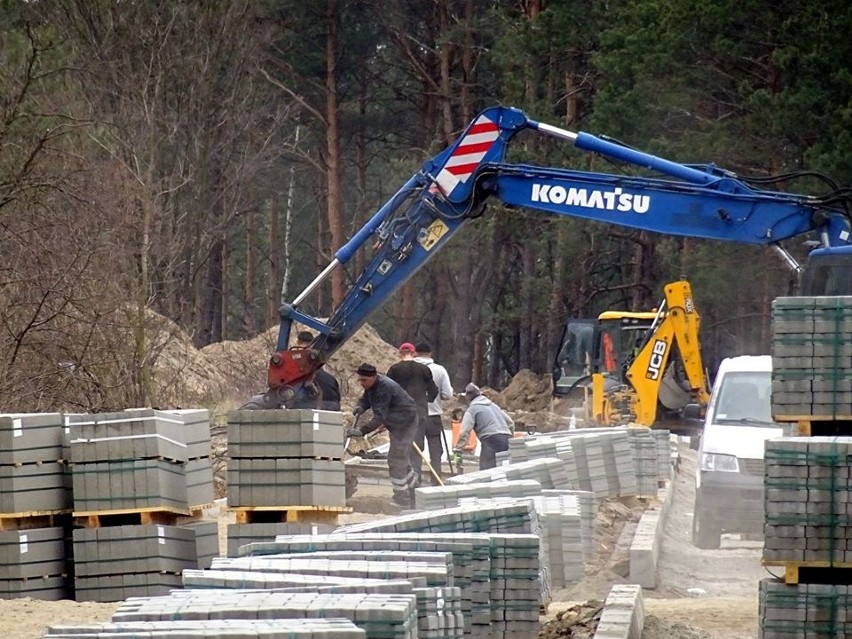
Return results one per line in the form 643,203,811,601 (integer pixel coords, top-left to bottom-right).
451,451,463,467
353,407,365,418
345,427,363,439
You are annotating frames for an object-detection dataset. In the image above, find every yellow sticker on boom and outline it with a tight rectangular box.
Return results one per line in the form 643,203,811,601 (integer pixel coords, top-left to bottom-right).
419,219,450,251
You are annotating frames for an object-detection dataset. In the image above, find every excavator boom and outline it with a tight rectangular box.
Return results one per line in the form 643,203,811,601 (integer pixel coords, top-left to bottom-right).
248,106,851,409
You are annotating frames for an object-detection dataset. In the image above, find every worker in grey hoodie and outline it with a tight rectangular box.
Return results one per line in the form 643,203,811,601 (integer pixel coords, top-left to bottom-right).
453,383,514,470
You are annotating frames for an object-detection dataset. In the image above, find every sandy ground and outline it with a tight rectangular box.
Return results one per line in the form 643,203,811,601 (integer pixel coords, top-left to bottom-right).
646,447,763,639
0,446,764,639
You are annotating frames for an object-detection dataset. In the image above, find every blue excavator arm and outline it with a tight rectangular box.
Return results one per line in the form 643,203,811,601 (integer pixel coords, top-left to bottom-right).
252,106,851,409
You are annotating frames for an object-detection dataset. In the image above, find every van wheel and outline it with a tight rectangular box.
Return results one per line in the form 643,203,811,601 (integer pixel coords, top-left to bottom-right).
692,501,721,549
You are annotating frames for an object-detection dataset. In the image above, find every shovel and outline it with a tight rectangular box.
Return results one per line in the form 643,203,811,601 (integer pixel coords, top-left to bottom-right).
412,441,444,486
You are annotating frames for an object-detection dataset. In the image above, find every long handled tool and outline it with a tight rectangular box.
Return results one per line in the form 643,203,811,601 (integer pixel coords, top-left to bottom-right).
440,424,456,476
412,441,444,486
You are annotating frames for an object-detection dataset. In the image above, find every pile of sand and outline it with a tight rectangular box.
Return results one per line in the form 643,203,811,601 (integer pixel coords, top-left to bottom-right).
149,316,398,411
144,308,562,420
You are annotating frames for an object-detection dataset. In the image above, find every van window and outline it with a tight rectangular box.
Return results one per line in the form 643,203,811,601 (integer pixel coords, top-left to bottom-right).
713,371,774,424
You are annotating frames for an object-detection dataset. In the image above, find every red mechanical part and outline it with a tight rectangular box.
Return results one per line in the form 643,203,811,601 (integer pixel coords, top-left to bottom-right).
267,348,316,389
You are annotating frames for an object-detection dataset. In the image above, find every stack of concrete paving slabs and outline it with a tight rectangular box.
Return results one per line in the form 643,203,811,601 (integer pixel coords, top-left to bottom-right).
610,429,639,495
506,437,530,462
179,520,220,569
0,413,70,513
332,510,544,638
250,533,492,639
227,521,336,557
112,590,419,639
73,524,201,602
543,489,596,562
225,547,461,639
45,619,367,639
561,433,610,498
335,501,539,537
759,578,852,638
771,296,852,418
506,435,580,488
413,586,465,639
227,409,345,508
566,429,637,497
486,534,543,639
460,494,585,590
66,410,192,512
0,527,68,600
444,458,572,491
414,480,543,511
626,428,660,496
228,549,454,587
763,437,852,563
181,569,461,638
209,555,453,588
152,409,215,508
652,430,672,480
183,569,423,593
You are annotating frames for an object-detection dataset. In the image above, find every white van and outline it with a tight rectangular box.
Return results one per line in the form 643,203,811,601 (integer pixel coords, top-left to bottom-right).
692,355,784,549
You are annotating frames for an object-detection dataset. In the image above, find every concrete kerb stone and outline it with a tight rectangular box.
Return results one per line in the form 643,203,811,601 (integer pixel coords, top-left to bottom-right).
593,584,644,639
627,454,676,589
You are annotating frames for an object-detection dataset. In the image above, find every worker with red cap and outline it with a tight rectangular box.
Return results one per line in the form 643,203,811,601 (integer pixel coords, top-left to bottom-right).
387,342,438,485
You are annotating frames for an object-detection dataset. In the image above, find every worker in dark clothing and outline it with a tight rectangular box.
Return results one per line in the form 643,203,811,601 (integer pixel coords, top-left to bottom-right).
345,363,419,507
386,342,438,484
290,331,341,411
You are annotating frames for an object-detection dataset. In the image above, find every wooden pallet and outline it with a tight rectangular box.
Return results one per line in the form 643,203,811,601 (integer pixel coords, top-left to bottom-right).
763,560,852,585
230,505,352,525
773,416,852,437
0,510,71,532
73,505,191,528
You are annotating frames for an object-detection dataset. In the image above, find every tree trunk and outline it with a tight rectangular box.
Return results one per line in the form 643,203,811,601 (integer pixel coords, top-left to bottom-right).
547,223,569,374
280,125,299,315
220,237,229,340
518,244,536,369
243,207,255,335
325,0,345,305
267,196,279,328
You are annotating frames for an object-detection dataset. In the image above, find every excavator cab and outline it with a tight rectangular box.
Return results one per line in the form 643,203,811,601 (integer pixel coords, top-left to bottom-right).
801,246,852,295
597,312,658,380
552,312,656,399
552,319,597,398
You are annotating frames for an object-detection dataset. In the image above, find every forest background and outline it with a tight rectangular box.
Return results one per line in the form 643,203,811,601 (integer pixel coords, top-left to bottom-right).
1,0,850,412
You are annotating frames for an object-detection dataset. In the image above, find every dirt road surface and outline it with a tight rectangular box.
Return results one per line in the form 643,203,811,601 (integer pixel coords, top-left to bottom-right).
644,446,766,639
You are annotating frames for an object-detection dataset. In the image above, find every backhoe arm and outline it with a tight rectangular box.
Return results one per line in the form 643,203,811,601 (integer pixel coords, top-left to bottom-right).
625,280,712,426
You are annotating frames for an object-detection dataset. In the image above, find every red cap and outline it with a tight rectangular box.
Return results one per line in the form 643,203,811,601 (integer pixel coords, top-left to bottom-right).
399,342,416,352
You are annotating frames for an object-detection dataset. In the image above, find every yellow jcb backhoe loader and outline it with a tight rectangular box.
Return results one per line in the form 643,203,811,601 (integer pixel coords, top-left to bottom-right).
553,279,711,436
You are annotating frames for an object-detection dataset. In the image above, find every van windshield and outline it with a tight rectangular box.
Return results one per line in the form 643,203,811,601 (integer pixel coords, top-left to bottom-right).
713,370,777,426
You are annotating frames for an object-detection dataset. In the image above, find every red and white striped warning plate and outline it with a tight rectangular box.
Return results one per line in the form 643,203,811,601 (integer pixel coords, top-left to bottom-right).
434,115,500,196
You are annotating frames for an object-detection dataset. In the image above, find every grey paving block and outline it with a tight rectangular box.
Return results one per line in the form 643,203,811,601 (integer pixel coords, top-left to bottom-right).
0,413,65,465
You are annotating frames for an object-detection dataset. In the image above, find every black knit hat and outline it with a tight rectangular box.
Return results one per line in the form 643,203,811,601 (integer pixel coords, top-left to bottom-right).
415,341,431,353
356,363,377,376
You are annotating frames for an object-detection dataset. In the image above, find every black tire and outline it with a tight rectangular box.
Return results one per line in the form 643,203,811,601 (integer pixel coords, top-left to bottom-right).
692,498,721,549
